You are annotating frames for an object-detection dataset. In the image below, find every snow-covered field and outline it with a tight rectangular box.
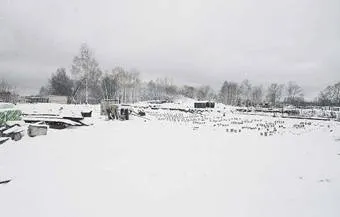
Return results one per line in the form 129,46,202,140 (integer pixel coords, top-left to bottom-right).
1,103,340,217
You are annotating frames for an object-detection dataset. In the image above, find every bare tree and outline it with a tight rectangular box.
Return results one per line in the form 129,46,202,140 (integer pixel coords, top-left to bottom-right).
285,81,304,105
333,82,340,105
154,78,171,100
197,85,213,101
165,85,179,99
219,81,240,105
0,79,14,93
251,85,263,105
181,85,197,99
0,79,17,103
129,70,141,103
266,83,284,106
318,87,332,106
239,79,252,105
115,67,132,103
71,43,102,104
219,81,229,104
101,72,118,100
107,67,142,103
39,86,50,96
144,80,157,100
318,82,340,106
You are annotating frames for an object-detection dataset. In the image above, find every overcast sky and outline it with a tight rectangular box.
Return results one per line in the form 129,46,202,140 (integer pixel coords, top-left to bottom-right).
0,0,339,99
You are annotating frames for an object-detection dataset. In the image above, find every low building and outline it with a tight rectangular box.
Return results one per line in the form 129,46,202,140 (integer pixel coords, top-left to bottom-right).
24,96,49,103
22,95,68,104
194,101,215,109
48,95,68,104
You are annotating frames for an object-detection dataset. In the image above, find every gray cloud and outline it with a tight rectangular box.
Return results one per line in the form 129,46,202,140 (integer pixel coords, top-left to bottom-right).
0,0,339,99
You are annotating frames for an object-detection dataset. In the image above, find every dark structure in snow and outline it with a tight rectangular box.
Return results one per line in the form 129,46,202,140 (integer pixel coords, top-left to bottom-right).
22,95,68,104
194,101,215,109
25,96,49,103
28,124,48,137
100,99,120,115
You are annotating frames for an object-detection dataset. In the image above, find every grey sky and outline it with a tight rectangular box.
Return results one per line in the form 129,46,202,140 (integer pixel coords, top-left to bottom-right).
0,0,339,99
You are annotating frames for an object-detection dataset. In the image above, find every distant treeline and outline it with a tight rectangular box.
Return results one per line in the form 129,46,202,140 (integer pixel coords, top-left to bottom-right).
0,79,18,103
1,43,337,107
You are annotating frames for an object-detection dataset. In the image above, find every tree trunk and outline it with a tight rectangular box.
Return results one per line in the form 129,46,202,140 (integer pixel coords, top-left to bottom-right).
85,78,88,104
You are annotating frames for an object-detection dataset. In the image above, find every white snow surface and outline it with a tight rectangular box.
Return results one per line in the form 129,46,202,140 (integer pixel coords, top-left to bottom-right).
0,103,340,217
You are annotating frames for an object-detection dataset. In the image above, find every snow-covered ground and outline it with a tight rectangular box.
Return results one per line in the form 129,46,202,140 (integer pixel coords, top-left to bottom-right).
0,103,340,217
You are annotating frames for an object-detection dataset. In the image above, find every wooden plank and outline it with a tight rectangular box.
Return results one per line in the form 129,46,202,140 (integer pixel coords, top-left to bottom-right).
0,137,10,144
282,116,330,121
23,117,82,126
3,126,24,135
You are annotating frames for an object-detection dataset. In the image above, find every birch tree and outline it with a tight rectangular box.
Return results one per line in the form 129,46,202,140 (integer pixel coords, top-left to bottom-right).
71,43,102,104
